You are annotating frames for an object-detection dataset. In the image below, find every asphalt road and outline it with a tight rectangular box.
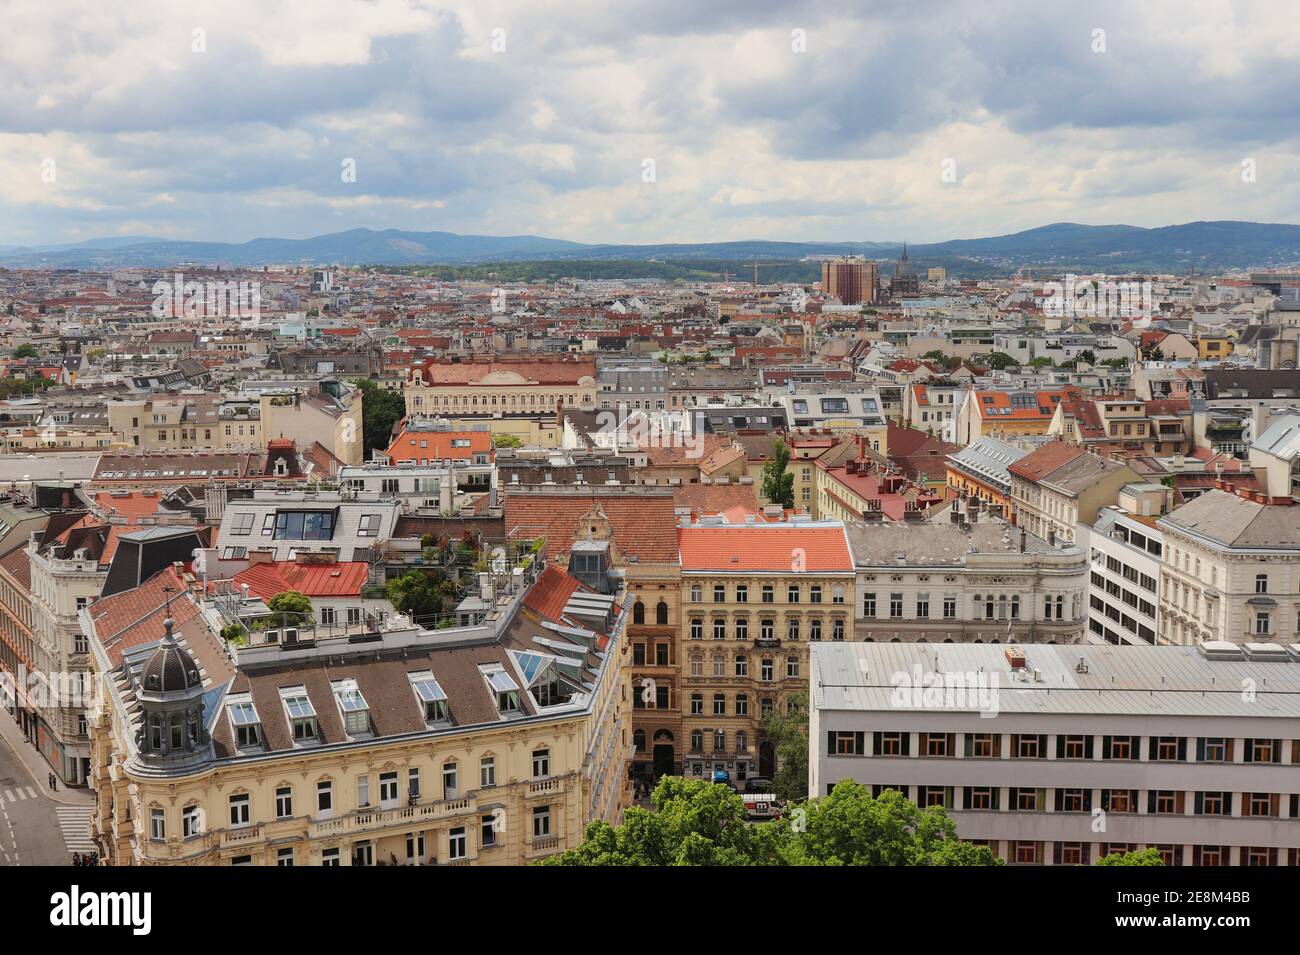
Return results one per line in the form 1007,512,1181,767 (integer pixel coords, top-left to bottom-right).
0,721,91,866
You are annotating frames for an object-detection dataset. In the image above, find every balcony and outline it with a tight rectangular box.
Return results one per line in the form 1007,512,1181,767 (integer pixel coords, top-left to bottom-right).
308,795,477,840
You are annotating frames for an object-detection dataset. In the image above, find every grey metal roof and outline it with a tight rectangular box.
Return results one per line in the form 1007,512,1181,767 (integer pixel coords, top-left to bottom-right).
945,437,1028,492
811,642,1300,718
1158,489,1300,550
844,519,1062,565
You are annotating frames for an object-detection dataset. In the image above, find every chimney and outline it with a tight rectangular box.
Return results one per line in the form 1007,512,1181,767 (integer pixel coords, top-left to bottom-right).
1019,527,1026,553
1047,529,1056,546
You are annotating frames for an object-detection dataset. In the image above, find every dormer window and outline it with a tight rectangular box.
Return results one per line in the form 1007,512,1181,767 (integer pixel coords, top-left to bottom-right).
409,671,449,725
332,679,371,737
227,696,262,750
280,687,319,744
484,668,521,716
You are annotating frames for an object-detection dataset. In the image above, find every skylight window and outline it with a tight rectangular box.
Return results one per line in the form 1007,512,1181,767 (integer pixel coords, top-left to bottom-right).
280,686,319,744
484,668,521,715
226,696,262,750
409,671,448,723
331,679,371,737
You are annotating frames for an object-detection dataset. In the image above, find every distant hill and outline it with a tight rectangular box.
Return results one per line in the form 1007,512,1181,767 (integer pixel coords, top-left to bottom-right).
3,221,1299,273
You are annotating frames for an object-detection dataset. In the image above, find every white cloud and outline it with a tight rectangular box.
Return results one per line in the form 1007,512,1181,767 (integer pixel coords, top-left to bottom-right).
1,0,1299,246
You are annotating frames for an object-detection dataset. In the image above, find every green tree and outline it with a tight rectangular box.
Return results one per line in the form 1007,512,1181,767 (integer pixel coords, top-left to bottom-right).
761,439,795,509
492,433,522,449
542,778,1000,866
763,691,808,801
264,590,313,627
1096,847,1164,866
1076,349,1097,366
540,777,765,866
386,570,445,621
351,377,406,459
983,351,1017,370
13,344,37,359
775,783,1000,866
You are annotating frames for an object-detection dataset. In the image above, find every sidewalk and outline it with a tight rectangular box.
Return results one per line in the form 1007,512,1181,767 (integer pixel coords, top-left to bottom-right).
0,706,94,807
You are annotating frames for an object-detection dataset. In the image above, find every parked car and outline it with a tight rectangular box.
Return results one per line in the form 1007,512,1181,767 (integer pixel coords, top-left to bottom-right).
741,793,786,821
711,768,731,786
743,777,773,794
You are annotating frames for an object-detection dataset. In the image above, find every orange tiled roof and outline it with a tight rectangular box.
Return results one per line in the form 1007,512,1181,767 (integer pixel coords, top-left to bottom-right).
231,561,370,599
677,524,853,572
522,565,583,620
385,429,491,463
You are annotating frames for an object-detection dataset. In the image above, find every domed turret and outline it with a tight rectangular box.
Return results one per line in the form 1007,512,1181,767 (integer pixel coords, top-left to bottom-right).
141,619,202,694
137,614,210,765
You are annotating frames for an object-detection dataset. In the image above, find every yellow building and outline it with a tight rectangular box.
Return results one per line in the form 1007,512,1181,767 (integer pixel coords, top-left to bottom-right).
1197,335,1233,361
85,555,631,866
404,359,597,419
676,522,855,781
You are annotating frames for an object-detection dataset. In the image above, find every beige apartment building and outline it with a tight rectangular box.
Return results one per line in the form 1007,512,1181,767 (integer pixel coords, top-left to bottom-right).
677,522,855,782
1008,442,1138,546
258,383,364,466
86,553,632,866
1156,486,1300,646
404,359,597,419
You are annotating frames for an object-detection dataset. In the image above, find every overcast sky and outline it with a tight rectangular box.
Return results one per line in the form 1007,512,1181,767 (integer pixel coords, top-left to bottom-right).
3,0,1299,247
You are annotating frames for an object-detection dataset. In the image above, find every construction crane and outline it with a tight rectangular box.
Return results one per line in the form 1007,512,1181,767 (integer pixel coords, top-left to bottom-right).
743,261,779,287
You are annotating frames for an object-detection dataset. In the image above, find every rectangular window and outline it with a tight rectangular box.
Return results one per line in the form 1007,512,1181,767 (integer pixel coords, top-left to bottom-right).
449,827,467,860
532,806,551,839
228,793,250,828
275,787,292,819
480,757,496,788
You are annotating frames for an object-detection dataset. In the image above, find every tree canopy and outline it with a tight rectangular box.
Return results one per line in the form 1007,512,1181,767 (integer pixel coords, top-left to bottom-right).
761,439,795,509
1095,847,1164,866
386,570,446,622
351,377,406,460
763,692,808,801
541,778,1001,866
263,590,313,628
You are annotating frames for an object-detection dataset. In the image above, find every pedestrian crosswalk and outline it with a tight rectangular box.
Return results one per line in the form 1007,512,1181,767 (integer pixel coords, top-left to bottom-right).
0,786,39,805
57,806,95,854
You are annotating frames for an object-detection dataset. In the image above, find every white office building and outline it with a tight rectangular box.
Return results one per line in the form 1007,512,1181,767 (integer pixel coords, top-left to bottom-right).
810,641,1300,866
1078,506,1163,645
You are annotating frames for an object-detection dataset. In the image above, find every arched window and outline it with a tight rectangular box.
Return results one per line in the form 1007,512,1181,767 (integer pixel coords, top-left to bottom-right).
655,601,668,625
633,602,645,625
713,693,726,716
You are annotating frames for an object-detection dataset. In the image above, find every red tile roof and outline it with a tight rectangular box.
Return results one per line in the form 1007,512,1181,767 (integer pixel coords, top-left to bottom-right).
522,565,582,620
385,429,491,463
503,491,679,563
231,560,370,599
677,525,854,572
973,387,1078,421
415,359,595,386
1007,441,1087,481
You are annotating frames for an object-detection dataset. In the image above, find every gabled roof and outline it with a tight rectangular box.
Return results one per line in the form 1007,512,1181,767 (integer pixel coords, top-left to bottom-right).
1007,441,1087,481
